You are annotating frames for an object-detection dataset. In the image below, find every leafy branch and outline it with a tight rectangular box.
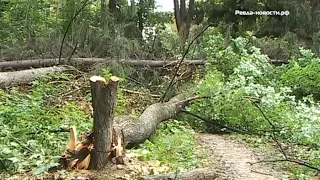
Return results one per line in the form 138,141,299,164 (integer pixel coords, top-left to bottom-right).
159,24,212,102
244,97,320,172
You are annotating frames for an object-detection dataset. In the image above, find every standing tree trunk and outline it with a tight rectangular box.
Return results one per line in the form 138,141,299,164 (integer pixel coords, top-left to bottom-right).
101,0,107,28
138,0,144,33
311,0,320,34
173,0,181,32
173,0,195,51
89,76,119,170
109,0,117,14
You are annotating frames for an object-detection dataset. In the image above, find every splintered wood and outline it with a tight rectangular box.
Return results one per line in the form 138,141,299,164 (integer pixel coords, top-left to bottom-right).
60,127,125,170
60,126,93,170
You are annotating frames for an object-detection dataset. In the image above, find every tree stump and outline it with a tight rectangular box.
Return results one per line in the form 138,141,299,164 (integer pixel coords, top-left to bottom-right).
89,76,119,170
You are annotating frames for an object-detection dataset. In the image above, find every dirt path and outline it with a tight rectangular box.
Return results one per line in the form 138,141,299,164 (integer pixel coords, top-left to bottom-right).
199,134,288,180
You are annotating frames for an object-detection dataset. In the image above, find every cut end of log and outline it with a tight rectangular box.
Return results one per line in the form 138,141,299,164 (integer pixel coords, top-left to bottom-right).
90,76,106,83
110,76,120,82
90,76,119,83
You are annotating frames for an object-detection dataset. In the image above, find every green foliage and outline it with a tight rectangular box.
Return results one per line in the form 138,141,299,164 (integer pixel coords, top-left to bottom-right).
0,0,56,44
280,49,320,99
0,74,92,176
190,33,320,178
131,120,203,171
252,32,305,60
202,31,272,78
156,24,180,58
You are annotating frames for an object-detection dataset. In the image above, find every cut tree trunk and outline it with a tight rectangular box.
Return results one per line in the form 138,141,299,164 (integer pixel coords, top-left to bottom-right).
0,65,74,87
60,93,197,169
0,58,205,71
140,168,223,180
89,76,119,170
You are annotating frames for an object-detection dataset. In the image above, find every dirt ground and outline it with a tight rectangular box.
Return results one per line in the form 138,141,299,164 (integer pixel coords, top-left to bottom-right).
198,134,290,180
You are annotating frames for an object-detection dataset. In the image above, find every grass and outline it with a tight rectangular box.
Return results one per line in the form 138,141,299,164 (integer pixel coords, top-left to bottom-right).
130,120,206,173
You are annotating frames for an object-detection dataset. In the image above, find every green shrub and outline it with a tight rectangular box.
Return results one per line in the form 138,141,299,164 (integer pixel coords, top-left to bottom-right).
281,49,320,99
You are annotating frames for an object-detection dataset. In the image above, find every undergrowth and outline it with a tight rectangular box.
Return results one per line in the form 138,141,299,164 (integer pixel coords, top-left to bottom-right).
130,120,204,173
0,74,92,176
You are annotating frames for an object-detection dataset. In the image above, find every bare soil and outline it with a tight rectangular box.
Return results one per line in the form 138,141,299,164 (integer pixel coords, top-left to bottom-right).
198,133,289,180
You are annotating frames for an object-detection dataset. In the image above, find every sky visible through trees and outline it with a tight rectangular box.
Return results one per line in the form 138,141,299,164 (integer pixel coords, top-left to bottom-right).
156,0,174,12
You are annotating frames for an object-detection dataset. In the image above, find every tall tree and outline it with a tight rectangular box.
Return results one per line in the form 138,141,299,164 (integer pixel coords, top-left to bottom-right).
101,0,107,28
109,0,117,14
310,0,320,34
173,0,195,50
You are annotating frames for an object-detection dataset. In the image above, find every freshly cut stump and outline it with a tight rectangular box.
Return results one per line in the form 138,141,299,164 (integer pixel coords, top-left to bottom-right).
89,76,119,170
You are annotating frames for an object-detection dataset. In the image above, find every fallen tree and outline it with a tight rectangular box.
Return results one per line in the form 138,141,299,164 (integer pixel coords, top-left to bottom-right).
0,58,205,71
113,93,196,146
0,59,203,87
60,75,196,170
0,58,288,87
0,65,74,87
0,58,288,71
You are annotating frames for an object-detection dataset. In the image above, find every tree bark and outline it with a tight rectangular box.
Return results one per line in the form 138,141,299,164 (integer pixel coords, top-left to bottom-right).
0,65,74,87
138,0,144,33
0,59,205,71
109,0,117,14
113,93,195,146
173,0,181,32
140,168,222,180
173,0,195,50
184,0,195,44
89,76,119,170
101,0,107,28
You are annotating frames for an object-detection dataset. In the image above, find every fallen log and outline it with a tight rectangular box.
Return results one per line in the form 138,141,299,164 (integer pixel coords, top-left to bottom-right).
0,58,205,71
140,168,224,180
0,65,74,87
0,58,288,87
0,58,288,71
